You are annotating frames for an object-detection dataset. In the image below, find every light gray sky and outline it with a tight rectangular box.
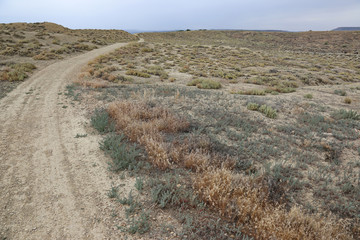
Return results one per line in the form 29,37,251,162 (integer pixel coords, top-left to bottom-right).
0,0,359,31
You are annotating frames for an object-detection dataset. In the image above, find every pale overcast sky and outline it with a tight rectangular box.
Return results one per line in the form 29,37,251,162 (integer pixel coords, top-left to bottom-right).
0,0,359,31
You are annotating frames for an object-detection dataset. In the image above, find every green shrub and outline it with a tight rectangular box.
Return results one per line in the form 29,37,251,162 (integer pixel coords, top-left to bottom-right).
273,87,296,93
247,102,260,111
100,134,140,172
122,211,150,234
304,94,313,99
332,109,360,120
145,66,169,79
247,103,277,118
334,89,347,96
235,89,266,95
187,79,203,86
126,69,151,78
188,78,221,89
90,108,115,133
259,105,277,119
117,75,134,83
150,175,197,209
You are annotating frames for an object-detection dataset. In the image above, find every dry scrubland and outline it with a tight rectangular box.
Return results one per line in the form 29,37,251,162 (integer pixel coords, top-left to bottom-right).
2,24,360,239
0,22,137,98
71,30,360,239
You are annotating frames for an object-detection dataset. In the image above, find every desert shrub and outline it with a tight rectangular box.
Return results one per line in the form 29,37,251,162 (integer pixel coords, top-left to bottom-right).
100,133,140,172
187,79,221,89
33,51,61,60
141,47,153,52
187,79,203,86
334,89,347,96
247,102,260,111
150,174,197,208
332,109,360,120
126,69,151,78
141,135,170,170
52,38,60,45
117,75,134,83
91,108,115,133
247,103,277,118
179,213,250,240
1,47,17,56
145,66,169,79
259,105,277,119
235,89,266,95
183,151,210,172
0,63,36,81
75,79,108,88
344,97,352,104
194,168,352,239
271,86,296,93
304,94,313,99
107,101,190,169
197,79,222,89
7,70,28,81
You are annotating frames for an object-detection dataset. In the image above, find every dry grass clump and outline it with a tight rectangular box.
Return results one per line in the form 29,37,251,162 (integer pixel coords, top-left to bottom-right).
141,135,170,170
126,69,151,78
187,78,222,89
183,151,210,172
194,168,352,240
0,63,36,81
104,98,357,239
107,101,189,169
74,79,108,88
33,50,61,60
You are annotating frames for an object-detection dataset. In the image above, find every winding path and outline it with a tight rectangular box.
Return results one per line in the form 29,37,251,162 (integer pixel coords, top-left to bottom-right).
0,42,130,239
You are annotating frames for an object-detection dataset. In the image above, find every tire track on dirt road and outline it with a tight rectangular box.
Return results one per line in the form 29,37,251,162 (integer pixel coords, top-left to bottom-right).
0,42,133,239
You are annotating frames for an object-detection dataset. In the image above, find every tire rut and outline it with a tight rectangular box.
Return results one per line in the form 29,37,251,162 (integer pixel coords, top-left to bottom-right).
0,42,130,239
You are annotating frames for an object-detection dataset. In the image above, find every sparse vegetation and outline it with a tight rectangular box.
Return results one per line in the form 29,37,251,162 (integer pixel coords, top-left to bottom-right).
344,97,352,104
247,102,277,118
100,133,140,172
0,22,137,97
0,63,36,81
332,109,360,120
90,108,115,133
7,25,357,239
187,78,222,89
334,89,347,96
304,93,313,99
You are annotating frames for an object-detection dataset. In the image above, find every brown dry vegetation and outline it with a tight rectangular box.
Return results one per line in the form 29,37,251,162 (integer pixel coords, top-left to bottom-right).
2,25,357,239
104,99,354,239
74,29,360,239
78,37,360,96
0,22,137,98
69,29,360,239
139,30,360,54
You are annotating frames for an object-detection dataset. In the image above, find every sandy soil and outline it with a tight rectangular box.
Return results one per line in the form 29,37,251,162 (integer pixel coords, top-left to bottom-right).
0,42,136,239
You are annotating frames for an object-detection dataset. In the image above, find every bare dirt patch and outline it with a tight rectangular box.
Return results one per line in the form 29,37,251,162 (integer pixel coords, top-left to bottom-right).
0,43,141,240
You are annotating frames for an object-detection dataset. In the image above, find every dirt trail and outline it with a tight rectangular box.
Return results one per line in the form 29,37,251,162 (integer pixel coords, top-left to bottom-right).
0,43,132,239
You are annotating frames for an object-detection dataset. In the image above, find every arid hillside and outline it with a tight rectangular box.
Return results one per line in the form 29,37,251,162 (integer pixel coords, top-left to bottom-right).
0,22,138,98
1,27,360,239
70,30,360,239
140,30,360,54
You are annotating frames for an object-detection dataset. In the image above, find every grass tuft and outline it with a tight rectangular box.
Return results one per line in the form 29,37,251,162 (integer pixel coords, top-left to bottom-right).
187,78,222,89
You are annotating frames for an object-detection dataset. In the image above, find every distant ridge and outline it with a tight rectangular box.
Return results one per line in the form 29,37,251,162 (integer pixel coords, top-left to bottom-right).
332,27,360,31
127,29,289,34
211,29,289,32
